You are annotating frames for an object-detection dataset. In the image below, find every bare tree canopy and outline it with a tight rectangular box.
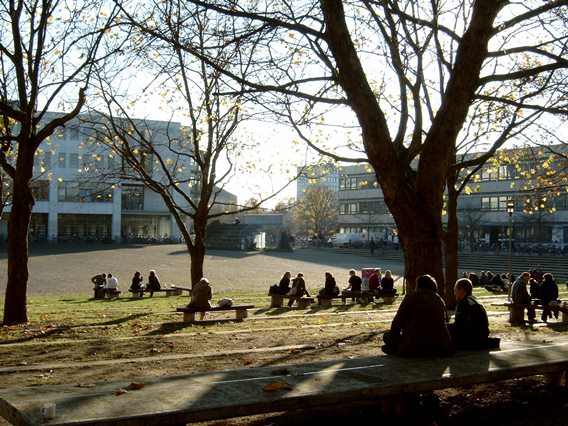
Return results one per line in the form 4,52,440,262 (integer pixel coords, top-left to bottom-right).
170,0,568,295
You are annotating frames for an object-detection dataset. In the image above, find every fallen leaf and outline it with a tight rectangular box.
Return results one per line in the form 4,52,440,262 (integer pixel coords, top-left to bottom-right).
262,381,292,392
127,382,146,390
244,358,254,365
115,388,127,395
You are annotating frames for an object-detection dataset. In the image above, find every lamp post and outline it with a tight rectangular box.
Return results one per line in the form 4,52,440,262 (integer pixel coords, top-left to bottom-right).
507,198,515,300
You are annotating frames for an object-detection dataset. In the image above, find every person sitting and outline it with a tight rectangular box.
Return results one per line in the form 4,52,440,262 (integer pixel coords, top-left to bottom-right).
485,273,504,292
448,278,500,350
511,272,536,323
378,270,397,296
130,271,144,294
382,274,453,357
287,273,310,307
147,270,162,297
91,273,107,299
540,272,559,322
188,277,213,320
104,273,119,297
341,269,362,303
277,271,292,295
367,268,381,297
318,271,339,304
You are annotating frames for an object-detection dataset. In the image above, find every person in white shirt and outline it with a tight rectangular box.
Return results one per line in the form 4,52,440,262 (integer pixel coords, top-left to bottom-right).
104,273,119,297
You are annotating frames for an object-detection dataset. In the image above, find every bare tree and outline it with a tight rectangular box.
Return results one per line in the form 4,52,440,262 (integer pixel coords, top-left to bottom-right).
173,0,568,296
0,0,122,324
86,0,299,285
292,186,338,239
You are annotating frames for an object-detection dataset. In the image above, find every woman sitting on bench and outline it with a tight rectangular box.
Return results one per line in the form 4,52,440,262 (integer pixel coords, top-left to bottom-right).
147,270,162,297
188,278,212,319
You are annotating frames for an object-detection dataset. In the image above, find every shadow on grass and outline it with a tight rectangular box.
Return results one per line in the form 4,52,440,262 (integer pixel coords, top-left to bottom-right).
0,313,150,345
147,319,244,336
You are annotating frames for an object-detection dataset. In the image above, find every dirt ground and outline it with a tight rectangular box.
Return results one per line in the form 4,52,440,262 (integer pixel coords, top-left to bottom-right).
1,244,568,425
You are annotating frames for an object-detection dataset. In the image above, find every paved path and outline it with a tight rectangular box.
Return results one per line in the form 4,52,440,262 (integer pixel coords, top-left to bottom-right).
0,244,405,297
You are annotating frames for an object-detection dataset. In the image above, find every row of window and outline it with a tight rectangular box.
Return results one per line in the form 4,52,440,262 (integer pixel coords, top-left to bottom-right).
31,181,145,207
34,152,115,170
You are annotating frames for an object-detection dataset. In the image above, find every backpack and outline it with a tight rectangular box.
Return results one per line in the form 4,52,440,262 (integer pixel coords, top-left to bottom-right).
269,284,280,295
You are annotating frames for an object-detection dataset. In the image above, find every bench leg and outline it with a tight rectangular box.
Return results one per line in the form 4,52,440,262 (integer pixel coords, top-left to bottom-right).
320,298,332,308
509,305,525,324
183,311,196,322
561,311,568,324
297,299,311,309
235,308,248,320
165,290,173,297
270,295,284,308
382,296,396,305
173,289,183,296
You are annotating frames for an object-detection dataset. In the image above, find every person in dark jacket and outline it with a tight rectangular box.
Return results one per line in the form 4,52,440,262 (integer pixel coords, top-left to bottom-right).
318,271,339,302
278,271,292,295
147,269,161,297
130,271,144,293
448,278,499,350
540,273,559,322
382,274,453,357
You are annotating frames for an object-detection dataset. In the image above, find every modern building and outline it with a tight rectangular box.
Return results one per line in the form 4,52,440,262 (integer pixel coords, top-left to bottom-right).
334,149,568,251
296,163,340,200
1,112,237,243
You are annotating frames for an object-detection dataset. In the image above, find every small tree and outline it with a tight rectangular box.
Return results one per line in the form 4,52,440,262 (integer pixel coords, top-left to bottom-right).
292,186,338,239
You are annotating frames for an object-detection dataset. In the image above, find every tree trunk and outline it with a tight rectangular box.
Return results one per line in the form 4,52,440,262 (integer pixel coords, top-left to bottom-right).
444,170,459,309
2,174,33,325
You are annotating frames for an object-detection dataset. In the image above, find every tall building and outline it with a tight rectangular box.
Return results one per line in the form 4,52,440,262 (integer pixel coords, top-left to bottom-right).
296,163,340,200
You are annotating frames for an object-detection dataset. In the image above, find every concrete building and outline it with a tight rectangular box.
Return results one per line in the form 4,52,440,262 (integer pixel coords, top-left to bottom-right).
1,112,236,243
335,151,568,251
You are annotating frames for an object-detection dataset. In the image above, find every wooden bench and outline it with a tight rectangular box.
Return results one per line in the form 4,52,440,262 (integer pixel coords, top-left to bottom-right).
268,294,314,309
170,285,192,296
176,304,254,322
1,339,567,425
317,292,373,308
104,289,121,299
129,288,176,297
491,301,568,324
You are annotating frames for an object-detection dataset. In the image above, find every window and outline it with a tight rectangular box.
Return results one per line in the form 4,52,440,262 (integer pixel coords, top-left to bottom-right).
58,181,113,202
31,180,50,201
69,153,79,169
58,153,66,168
121,185,144,210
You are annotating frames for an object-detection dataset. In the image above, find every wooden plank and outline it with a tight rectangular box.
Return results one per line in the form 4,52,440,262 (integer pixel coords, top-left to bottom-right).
1,340,567,426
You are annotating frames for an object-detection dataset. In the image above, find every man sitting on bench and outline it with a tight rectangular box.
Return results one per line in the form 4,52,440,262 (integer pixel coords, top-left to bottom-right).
448,278,500,350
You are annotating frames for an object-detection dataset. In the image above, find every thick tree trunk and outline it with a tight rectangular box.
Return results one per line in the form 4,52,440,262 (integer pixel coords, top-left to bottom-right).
3,176,33,325
444,171,459,309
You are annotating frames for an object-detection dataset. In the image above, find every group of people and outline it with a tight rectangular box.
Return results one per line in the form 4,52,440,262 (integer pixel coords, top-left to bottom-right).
91,273,119,299
129,270,163,296
91,269,164,298
511,270,561,323
382,274,500,357
270,268,398,307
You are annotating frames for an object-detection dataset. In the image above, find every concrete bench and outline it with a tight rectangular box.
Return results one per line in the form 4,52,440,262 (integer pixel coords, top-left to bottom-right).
170,285,192,296
99,289,121,299
129,288,176,297
268,294,314,309
176,304,254,322
1,339,567,425
316,294,366,308
491,301,568,324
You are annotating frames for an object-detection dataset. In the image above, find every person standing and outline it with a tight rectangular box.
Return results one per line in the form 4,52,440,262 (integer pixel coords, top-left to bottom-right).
511,271,536,322
448,278,498,350
147,270,162,297
382,274,453,357
369,237,376,255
